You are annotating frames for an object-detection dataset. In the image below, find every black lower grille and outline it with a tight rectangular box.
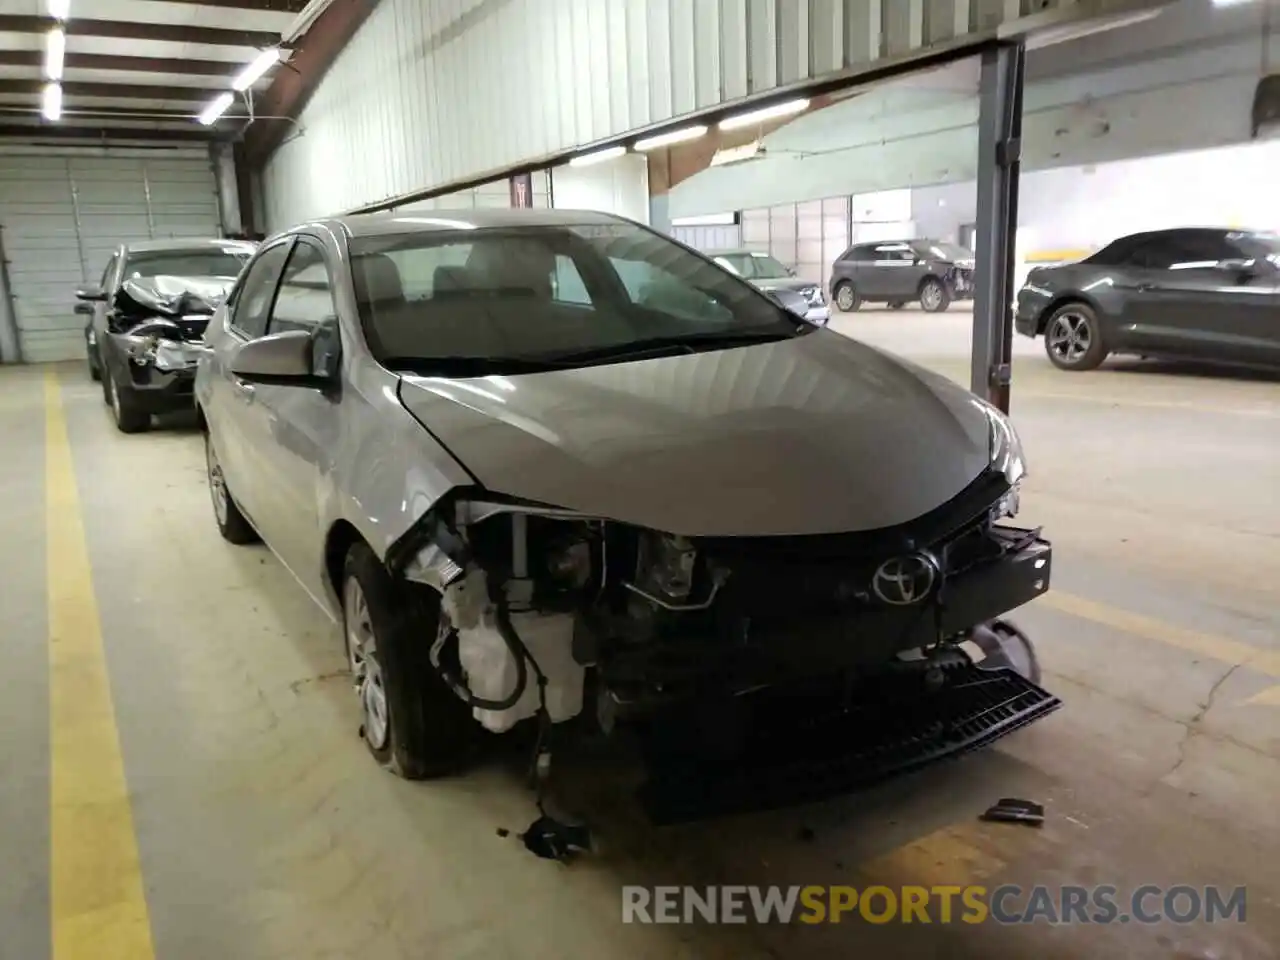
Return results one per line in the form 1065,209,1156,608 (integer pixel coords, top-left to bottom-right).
637,662,1061,824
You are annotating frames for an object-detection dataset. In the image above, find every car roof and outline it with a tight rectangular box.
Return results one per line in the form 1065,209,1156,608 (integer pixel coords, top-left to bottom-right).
296,208,633,240
124,238,257,254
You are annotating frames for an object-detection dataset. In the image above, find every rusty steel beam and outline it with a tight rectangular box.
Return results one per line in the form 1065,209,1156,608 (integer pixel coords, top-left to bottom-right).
242,0,378,166
0,78,220,101
0,15,279,48
133,0,309,10
0,50,235,77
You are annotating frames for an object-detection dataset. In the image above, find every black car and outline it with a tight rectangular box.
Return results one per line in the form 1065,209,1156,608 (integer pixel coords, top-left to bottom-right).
79,239,255,431
1015,227,1280,371
829,239,975,313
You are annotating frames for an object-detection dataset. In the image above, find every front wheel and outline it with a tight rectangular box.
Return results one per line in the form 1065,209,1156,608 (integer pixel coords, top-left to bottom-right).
1043,303,1107,371
106,372,151,433
919,277,951,313
205,431,258,544
342,543,477,779
833,282,860,313
86,341,100,381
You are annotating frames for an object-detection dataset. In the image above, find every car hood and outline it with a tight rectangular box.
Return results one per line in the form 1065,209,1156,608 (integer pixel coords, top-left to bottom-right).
751,277,817,293
397,332,993,537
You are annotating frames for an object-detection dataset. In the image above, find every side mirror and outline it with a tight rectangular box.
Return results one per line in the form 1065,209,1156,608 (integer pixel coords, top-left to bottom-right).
74,301,95,316
230,329,329,387
75,285,106,302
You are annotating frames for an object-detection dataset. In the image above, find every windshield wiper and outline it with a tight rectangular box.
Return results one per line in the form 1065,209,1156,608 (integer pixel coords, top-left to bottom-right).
380,355,568,377
537,329,802,366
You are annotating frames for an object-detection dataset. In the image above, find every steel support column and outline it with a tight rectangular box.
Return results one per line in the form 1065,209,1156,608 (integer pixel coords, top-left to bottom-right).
970,42,1024,412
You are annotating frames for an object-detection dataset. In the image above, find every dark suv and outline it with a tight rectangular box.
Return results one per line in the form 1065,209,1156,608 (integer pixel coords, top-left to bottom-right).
829,239,975,313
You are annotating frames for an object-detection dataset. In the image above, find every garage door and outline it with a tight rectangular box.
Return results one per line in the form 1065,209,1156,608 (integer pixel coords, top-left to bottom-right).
0,150,222,363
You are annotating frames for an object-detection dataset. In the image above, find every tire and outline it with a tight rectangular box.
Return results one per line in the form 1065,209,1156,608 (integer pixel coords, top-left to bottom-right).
205,431,258,545
1042,302,1108,371
833,282,860,313
342,542,477,779
919,277,951,313
87,343,100,382
106,371,151,433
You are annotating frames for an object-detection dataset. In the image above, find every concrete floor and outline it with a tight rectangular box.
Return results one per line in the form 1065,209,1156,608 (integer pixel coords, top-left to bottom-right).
2,314,1278,959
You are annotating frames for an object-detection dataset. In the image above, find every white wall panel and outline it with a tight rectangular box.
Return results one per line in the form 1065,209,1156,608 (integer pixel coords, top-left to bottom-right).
261,0,1144,229
550,154,650,223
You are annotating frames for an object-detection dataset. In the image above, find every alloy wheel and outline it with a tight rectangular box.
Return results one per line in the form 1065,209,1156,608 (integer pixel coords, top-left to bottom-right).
345,577,389,752
1047,312,1092,365
835,285,856,311
205,436,229,527
921,281,943,311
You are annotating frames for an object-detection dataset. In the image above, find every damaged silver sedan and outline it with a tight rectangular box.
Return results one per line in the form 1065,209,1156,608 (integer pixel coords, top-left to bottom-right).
79,239,255,432
196,211,1058,822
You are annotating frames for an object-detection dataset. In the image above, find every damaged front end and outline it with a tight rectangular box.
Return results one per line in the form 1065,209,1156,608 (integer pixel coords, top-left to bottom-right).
388,473,1060,818
106,275,230,401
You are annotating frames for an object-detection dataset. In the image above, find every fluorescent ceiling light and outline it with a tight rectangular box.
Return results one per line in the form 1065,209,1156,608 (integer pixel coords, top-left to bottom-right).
198,92,235,126
232,47,283,92
45,28,65,81
718,98,809,131
42,82,62,121
47,0,70,19
1211,0,1254,6
634,125,708,151
568,145,626,167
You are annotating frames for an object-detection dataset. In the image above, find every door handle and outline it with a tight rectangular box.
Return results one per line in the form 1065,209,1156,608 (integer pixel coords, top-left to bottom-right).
231,379,256,402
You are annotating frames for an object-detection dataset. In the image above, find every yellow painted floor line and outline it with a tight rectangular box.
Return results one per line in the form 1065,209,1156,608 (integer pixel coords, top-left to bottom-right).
44,372,156,960
1039,591,1280,680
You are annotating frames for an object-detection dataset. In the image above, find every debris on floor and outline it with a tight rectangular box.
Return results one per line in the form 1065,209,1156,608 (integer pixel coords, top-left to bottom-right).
980,797,1045,827
520,814,593,862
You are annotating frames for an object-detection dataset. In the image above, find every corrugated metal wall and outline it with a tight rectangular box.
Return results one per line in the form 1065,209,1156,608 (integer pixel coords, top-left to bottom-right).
262,0,1073,229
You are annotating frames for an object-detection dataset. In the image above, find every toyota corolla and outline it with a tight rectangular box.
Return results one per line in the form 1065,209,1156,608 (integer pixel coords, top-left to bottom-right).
195,209,1057,818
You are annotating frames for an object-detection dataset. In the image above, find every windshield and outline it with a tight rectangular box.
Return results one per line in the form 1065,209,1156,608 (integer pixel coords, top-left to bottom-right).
124,249,250,280
350,223,806,372
917,241,971,262
715,252,791,280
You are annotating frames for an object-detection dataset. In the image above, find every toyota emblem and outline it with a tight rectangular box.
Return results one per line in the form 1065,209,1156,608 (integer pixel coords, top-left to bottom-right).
871,551,939,606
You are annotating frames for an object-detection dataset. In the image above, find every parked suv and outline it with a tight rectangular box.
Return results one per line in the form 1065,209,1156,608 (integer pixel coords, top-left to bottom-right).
829,239,975,313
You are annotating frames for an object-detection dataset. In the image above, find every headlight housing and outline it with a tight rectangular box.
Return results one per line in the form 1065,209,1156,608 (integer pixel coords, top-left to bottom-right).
986,406,1026,485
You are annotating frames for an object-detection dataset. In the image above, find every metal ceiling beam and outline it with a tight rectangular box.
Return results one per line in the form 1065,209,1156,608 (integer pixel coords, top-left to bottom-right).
0,15,279,48
0,123,213,142
0,105,213,121
0,51,235,77
0,79,220,101
133,0,309,10
242,0,378,166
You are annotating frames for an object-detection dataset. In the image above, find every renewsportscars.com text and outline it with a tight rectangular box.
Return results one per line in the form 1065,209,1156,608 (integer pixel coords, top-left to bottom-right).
621,885,1247,926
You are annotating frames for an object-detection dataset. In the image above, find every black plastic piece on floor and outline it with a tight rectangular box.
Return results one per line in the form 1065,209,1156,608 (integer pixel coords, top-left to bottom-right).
637,663,1062,825
980,797,1045,826
520,815,593,862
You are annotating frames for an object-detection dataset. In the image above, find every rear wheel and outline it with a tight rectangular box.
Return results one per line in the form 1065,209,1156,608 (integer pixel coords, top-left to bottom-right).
106,371,150,433
833,282,860,313
342,543,476,779
919,277,951,313
1043,303,1107,371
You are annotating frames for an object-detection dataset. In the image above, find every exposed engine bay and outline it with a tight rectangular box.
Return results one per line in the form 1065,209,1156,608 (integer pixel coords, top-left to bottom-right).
394,469,1052,739
106,275,231,379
